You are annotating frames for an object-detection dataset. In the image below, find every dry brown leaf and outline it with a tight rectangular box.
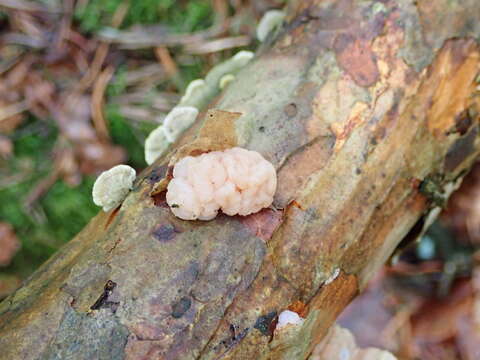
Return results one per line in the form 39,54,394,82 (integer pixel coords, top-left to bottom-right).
0,100,26,132
76,141,126,175
311,325,397,360
412,279,473,344
91,66,114,141
0,274,21,299
0,222,20,267
0,135,13,158
442,162,480,245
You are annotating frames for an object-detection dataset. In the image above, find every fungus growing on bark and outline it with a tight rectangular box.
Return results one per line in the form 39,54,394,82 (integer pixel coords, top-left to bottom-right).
92,165,136,212
203,51,254,90
257,10,286,42
144,51,254,166
144,126,170,165
219,74,236,89
162,106,199,142
144,107,199,165
276,310,304,329
166,147,276,220
179,79,207,105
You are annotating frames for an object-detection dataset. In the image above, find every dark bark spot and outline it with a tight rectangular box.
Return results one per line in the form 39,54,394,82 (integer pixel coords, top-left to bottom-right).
445,125,478,173
90,280,117,311
254,311,277,336
283,8,319,33
171,297,192,318
395,215,425,254
419,175,446,207
147,165,168,184
451,109,473,136
218,325,249,349
284,103,298,117
152,224,179,242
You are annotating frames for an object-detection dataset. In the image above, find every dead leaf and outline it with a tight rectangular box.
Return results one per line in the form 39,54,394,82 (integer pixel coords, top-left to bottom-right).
311,325,397,360
0,274,21,299
0,135,13,158
0,222,20,267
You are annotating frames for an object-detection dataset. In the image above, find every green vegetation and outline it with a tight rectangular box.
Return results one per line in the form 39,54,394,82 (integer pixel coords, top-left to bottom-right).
75,0,214,33
1,119,98,277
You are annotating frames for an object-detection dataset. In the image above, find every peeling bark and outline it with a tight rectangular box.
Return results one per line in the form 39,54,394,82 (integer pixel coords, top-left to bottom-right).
1,0,480,359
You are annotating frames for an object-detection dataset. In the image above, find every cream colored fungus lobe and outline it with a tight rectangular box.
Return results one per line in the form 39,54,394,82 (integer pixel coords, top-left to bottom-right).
166,147,277,220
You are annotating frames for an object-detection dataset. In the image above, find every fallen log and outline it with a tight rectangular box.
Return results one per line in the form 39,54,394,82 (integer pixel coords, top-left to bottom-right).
1,0,480,359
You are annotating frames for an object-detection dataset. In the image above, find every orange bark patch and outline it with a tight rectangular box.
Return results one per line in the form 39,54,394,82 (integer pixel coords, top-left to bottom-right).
426,40,479,137
334,34,380,88
331,101,369,151
288,300,308,318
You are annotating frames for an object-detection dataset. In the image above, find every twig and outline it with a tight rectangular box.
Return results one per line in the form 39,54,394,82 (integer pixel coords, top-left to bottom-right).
0,0,60,13
154,47,183,90
98,22,228,49
73,1,129,93
184,36,251,54
0,101,28,122
91,66,115,141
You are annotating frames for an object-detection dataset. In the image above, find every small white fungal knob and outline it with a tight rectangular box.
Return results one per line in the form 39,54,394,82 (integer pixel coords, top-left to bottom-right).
231,50,254,65
219,74,236,89
276,310,304,329
92,165,136,212
257,10,286,42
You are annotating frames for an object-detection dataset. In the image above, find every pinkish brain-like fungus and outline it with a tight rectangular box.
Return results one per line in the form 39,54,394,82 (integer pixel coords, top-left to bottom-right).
166,147,277,220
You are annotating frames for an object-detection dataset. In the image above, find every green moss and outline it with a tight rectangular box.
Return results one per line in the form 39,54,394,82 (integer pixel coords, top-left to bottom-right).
0,120,99,277
75,0,214,34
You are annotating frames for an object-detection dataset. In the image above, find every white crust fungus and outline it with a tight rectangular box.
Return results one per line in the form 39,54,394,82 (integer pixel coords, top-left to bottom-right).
144,51,254,165
92,164,136,212
231,50,254,66
219,74,236,89
144,126,170,165
276,310,304,329
179,79,206,105
144,107,199,165
166,147,276,220
162,106,199,142
257,10,286,42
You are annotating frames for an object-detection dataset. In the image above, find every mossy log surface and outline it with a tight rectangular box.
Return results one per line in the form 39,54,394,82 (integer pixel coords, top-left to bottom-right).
1,0,480,359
